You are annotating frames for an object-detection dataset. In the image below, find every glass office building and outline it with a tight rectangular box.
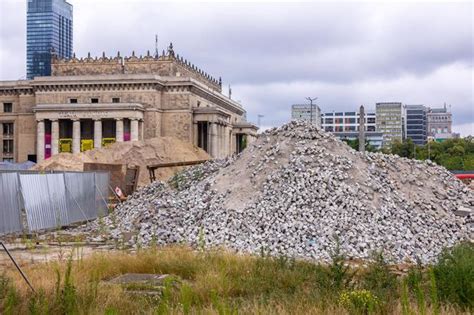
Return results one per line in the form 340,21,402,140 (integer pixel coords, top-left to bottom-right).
405,105,427,145
27,0,73,79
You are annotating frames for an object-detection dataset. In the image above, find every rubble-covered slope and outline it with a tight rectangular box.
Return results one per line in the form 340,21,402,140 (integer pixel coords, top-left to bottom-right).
91,121,473,263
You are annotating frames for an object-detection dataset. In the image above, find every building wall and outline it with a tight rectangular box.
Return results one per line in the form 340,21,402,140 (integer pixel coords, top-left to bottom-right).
291,104,321,128
0,93,36,162
321,111,376,133
427,106,452,138
376,102,403,147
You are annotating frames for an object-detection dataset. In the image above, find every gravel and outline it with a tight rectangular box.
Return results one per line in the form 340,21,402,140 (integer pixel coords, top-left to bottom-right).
83,121,473,264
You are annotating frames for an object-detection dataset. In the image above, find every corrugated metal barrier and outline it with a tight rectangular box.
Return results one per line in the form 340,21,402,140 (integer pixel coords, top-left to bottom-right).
0,173,23,235
0,171,109,235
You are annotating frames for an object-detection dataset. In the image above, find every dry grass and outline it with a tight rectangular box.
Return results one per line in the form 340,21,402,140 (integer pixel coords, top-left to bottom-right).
0,245,472,314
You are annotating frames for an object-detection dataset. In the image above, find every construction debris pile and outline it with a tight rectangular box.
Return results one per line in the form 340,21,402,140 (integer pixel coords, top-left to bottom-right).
87,121,473,263
32,137,210,185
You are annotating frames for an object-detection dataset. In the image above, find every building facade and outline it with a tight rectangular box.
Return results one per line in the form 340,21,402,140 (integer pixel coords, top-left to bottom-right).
405,104,427,145
0,45,257,163
376,102,404,147
291,104,321,128
27,0,73,79
427,105,453,141
320,110,382,149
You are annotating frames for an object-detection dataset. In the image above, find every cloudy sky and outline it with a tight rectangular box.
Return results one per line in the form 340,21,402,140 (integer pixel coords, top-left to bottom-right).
0,0,473,135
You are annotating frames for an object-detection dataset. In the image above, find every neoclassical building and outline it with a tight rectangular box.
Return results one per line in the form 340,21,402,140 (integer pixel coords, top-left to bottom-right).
0,44,257,163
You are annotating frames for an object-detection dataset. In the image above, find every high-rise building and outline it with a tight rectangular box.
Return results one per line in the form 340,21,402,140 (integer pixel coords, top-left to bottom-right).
427,104,453,142
376,102,404,147
27,0,73,79
291,104,321,128
405,105,427,145
320,110,383,149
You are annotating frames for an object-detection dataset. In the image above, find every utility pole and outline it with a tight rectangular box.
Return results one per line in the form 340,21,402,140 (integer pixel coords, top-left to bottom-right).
359,105,365,152
428,140,431,160
305,97,318,125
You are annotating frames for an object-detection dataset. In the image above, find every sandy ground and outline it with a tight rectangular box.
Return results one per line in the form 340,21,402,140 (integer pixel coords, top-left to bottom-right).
32,137,210,186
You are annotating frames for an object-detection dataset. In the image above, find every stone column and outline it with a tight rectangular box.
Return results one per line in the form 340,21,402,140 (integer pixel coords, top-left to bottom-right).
130,119,139,141
211,122,218,158
36,120,45,162
72,119,81,154
116,119,124,142
193,123,198,146
94,119,102,149
51,119,59,155
223,125,229,157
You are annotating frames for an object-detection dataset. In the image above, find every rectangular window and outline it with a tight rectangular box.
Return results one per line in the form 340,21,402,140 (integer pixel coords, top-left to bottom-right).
3,103,12,112
3,123,14,136
69,98,78,104
3,140,14,154
3,158,14,162
110,97,120,103
324,118,333,124
91,98,99,103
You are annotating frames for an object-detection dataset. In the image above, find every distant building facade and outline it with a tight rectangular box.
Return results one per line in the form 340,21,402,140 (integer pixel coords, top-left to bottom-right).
376,102,404,147
291,104,321,128
27,0,73,79
321,110,382,149
427,105,453,142
405,105,427,145
0,44,257,163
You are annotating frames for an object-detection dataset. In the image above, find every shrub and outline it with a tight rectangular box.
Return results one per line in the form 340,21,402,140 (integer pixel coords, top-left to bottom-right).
432,242,474,310
339,289,379,314
361,252,398,300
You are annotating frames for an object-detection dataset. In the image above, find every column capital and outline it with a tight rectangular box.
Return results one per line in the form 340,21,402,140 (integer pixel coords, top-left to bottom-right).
71,118,80,122
115,118,123,121
93,118,102,121
36,119,44,123
50,118,58,122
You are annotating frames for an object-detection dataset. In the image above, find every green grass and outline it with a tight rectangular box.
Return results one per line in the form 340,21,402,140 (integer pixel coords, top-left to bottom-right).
1,243,473,314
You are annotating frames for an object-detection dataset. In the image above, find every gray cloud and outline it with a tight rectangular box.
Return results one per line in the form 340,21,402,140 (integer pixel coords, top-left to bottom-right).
0,0,472,134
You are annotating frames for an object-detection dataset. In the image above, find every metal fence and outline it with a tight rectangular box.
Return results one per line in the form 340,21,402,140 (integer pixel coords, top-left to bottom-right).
0,171,109,235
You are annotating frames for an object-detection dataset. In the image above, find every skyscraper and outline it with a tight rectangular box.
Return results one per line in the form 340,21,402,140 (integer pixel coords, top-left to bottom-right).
26,0,73,79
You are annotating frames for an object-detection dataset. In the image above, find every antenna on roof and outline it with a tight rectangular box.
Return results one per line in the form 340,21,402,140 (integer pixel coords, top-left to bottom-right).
155,34,159,57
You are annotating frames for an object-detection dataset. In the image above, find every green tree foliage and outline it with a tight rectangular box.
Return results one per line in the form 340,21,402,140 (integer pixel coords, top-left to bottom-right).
342,139,377,152
388,137,474,170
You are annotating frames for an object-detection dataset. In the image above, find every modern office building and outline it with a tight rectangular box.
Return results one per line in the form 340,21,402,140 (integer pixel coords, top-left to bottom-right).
321,110,376,132
321,110,382,149
291,104,321,128
27,0,73,79
0,45,257,163
427,104,453,142
376,102,404,147
405,105,427,145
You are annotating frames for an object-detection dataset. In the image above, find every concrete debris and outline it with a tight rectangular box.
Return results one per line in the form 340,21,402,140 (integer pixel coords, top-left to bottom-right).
81,121,473,264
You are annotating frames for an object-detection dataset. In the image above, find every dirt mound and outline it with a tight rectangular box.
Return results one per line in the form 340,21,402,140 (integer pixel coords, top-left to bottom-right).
32,137,210,185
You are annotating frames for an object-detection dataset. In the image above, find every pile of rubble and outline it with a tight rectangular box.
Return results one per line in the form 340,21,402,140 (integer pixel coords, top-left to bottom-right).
88,121,473,263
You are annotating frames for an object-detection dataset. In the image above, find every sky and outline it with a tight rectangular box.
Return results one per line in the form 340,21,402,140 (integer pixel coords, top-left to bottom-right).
0,0,473,135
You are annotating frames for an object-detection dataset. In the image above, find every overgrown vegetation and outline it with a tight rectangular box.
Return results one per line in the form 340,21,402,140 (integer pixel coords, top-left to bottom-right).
1,243,472,314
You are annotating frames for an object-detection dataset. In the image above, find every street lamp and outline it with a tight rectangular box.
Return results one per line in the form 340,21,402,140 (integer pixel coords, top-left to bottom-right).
305,97,318,125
